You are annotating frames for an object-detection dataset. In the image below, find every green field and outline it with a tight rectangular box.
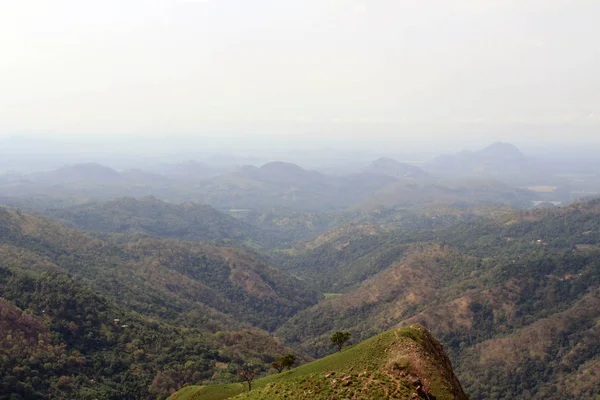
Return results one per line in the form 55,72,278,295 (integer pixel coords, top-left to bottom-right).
168,325,466,400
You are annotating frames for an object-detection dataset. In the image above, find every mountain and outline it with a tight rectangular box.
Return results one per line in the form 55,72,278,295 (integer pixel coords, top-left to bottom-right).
0,156,547,214
224,162,330,188
41,196,271,246
476,142,525,162
169,325,468,400
195,162,398,211
118,169,172,185
424,142,535,183
363,157,430,179
276,199,600,399
0,163,176,202
256,161,327,184
355,178,540,210
34,163,124,183
150,161,225,181
31,163,172,187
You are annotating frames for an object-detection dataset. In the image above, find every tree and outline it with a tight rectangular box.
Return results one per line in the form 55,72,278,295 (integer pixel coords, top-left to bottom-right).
272,354,296,373
238,363,260,391
280,354,296,370
330,332,351,352
56,376,73,391
271,360,284,373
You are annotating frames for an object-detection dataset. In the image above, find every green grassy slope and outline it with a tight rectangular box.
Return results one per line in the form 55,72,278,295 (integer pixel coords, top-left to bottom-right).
168,324,467,400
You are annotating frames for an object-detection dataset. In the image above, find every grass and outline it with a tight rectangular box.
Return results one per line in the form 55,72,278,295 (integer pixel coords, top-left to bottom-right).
169,328,405,400
323,293,343,298
168,325,466,400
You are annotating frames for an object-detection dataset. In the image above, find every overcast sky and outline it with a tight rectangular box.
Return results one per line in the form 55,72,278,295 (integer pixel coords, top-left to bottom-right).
1,0,599,148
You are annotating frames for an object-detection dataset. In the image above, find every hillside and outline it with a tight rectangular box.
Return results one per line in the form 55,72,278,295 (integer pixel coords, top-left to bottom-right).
0,163,177,203
425,142,527,177
151,160,225,181
355,178,539,210
194,162,398,211
0,263,302,400
276,228,432,293
0,207,326,399
0,207,319,331
273,204,518,292
42,196,270,247
168,325,468,400
422,142,563,190
276,199,600,399
24,163,169,187
35,163,124,183
363,157,430,179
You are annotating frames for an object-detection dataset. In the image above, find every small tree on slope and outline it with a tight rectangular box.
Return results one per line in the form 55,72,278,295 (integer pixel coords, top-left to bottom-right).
330,331,351,352
280,354,296,370
238,363,260,391
272,354,296,373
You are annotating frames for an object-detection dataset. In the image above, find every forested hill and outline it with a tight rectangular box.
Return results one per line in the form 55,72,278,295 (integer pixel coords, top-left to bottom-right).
0,207,323,399
276,198,600,399
41,196,271,247
0,264,305,399
0,207,318,331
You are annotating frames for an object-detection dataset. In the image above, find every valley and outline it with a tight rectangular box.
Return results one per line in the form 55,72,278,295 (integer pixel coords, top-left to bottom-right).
1,142,600,400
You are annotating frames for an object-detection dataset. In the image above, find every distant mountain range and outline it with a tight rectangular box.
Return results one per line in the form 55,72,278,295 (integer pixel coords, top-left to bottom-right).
193,161,398,211
354,178,539,210
0,142,594,213
423,142,536,183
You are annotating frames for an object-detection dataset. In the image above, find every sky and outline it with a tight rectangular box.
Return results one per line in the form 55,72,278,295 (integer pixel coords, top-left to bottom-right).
1,0,599,149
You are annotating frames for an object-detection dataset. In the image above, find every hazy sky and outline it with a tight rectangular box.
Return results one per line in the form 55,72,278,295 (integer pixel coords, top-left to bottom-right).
1,0,599,147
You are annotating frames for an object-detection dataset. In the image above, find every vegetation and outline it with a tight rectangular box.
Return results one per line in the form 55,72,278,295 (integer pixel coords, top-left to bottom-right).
0,267,217,399
275,199,600,399
4,189,600,399
0,207,319,332
237,363,260,391
168,325,468,400
278,354,296,370
271,354,296,373
42,196,271,247
0,207,315,399
0,265,307,399
330,332,351,352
